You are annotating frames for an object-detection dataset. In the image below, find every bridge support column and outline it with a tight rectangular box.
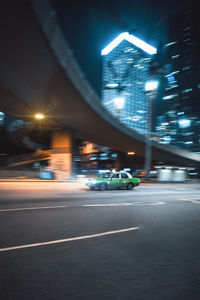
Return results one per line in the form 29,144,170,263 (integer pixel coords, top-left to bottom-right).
49,130,75,180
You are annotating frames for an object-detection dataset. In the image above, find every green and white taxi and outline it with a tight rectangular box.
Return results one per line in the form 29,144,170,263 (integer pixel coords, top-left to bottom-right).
85,171,140,191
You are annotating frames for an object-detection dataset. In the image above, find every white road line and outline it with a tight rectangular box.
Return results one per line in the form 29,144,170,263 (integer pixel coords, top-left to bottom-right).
0,205,68,212
0,202,166,212
0,227,139,252
83,201,166,207
144,201,166,206
181,198,200,200
180,198,200,204
83,203,132,207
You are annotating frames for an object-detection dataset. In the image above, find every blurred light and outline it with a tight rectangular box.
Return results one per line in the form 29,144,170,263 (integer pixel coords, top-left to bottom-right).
145,81,158,92
99,170,109,174
162,94,178,100
171,54,180,59
167,75,176,84
127,152,135,155
101,32,129,55
101,32,157,55
106,83,119,88
165,41,177,47
185,141,193,144
178,118,191,128
126,34,157,55
163,136,172,143
113,97,125,109
35,113,44,120
182,88,193,93
0,112,5,125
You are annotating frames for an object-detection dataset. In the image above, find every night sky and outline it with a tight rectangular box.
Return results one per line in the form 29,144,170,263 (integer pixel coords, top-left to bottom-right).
52,0,188,96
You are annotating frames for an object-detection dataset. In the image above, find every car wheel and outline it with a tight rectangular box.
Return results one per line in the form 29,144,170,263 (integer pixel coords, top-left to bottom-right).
99,182,107,191
127,182,134,190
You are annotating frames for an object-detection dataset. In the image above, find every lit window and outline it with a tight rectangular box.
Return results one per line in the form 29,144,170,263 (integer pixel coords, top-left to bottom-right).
178,118,191,128
165,41,177,47
0,112,5,126
162,94,178,100
182,88,193,93
185,141,193,144
167,75,176,84
171,54,180,59
183,27,191,31
182,66,191,71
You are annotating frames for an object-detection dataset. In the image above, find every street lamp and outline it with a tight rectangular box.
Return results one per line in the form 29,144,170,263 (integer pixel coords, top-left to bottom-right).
113,96,125,121
34,113,45,120
144,80,158,181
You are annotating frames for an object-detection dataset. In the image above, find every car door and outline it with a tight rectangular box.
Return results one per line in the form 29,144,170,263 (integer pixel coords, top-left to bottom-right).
109,173,120,189
120,172,129,188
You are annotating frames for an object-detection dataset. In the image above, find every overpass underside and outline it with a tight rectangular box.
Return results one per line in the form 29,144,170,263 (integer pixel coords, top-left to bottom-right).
0,0,199,178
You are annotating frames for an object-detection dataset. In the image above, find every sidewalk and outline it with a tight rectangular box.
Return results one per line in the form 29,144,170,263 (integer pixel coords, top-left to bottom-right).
0,176,86,183
0,177,199,184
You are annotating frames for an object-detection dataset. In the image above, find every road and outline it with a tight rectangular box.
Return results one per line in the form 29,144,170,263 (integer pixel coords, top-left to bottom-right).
0,181,200,300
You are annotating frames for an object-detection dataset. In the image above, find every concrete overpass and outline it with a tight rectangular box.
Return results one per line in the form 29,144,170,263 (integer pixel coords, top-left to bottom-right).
0,0,200,177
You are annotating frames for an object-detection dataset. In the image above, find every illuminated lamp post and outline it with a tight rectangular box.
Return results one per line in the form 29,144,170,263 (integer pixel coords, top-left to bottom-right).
113,96,125,121
34,113,45,120
144,80,158,181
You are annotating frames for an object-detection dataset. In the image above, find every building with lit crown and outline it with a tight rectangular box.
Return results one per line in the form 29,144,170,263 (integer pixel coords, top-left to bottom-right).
101,32,157,133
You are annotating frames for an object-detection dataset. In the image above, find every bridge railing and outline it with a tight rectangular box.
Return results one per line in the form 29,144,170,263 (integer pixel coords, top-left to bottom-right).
0,150,51,169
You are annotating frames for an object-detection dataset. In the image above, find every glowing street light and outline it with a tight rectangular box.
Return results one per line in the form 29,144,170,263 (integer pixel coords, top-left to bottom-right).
127,152,135,155
113,96,125,110
145,80,158,181
34,113,44,120
113,96,125,121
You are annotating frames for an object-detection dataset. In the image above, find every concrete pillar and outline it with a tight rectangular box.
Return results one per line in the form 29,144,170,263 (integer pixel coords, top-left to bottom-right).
49,130,74,180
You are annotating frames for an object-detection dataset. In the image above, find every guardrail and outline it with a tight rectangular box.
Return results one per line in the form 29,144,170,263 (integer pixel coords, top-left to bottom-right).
0,150,51,168
0,169,39,178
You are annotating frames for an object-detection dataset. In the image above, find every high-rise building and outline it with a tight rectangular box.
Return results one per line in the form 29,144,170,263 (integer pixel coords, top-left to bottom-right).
101,32,157,133
155,2,200,152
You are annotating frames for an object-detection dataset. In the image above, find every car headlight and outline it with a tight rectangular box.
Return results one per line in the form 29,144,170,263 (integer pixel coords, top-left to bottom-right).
91,180,97,184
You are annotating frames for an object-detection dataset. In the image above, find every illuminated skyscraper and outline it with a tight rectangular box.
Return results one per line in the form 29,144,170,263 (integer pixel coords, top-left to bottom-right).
101,32,157,133
155,2,200,152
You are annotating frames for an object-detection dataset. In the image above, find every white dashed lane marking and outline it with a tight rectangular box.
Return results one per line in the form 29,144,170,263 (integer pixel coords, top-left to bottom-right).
83,201,166,207
0,227,139,252
0,201,166,213
2,198,200,214
180,198,200,204
0,205,68,212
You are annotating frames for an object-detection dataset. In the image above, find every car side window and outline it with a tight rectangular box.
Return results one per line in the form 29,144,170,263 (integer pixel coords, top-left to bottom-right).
102,173,110,178
121,173,129,178
111,173,119,179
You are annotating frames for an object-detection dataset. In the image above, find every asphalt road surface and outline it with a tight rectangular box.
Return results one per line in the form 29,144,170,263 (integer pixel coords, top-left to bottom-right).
0,181,200,300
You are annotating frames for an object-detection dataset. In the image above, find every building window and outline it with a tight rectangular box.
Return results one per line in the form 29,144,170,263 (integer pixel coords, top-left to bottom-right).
0,112,5,126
